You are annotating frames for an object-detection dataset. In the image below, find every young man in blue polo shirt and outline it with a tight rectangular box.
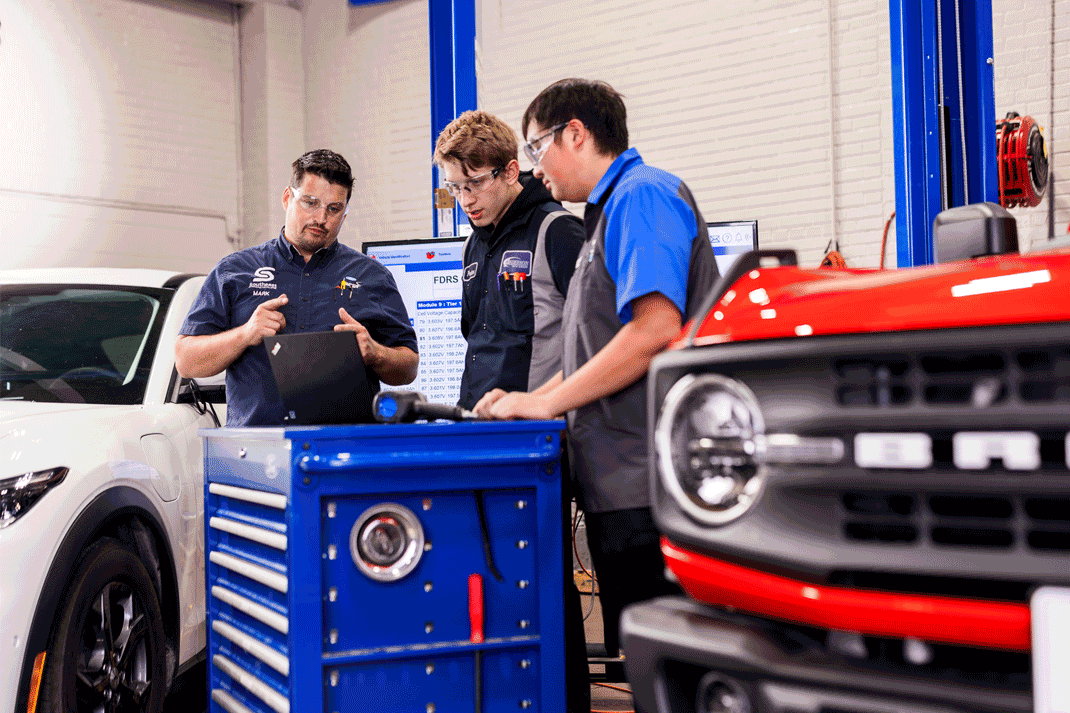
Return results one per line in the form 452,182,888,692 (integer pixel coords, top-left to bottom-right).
176,149,418,426
475,79,720,712
433,110,585,409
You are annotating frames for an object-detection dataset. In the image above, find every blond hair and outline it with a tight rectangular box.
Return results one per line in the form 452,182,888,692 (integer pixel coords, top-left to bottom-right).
433,110,518,174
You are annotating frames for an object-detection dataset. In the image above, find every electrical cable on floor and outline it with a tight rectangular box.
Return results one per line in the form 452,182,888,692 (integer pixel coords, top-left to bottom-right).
577,516,636,713
573,508,599,622
582,578,598,622
573,507,596,581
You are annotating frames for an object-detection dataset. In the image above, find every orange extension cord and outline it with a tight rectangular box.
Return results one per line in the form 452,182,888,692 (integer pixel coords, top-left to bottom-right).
592,680,636,713
880,211,895,269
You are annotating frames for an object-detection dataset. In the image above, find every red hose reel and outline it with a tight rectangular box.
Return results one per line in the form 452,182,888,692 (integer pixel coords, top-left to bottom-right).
996,111,1048,208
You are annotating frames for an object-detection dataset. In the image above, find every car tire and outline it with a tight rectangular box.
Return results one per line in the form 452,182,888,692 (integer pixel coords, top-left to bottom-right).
40,537,168,713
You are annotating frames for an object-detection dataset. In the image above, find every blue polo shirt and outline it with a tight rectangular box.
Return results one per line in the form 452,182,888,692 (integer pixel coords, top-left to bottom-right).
586,148,698,324
181,232,417,426
563,147,717,513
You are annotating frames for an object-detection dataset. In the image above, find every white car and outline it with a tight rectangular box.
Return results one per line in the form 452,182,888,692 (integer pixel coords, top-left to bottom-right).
0,268,223,713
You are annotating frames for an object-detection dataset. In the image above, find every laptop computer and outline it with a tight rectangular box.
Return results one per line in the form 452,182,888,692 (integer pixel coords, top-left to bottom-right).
264,331,376,425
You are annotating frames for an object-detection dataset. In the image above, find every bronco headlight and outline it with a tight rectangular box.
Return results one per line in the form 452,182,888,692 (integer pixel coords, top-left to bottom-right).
0,467,69,528
655,374,766,526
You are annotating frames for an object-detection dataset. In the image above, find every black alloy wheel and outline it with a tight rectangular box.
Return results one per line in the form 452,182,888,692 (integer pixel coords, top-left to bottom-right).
41,537,167,713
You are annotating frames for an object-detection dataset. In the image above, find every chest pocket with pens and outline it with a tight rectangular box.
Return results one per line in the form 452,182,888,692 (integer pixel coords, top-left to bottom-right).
334,276,360,303
497,250,532,293
494,249,534,332
496,270,528,292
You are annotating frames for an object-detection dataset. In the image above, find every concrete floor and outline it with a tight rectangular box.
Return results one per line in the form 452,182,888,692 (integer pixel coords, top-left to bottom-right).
590,681,635,713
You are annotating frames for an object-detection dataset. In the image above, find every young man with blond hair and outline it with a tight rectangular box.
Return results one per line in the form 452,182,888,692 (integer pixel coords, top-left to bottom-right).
434,111,589,711
433,110,585,409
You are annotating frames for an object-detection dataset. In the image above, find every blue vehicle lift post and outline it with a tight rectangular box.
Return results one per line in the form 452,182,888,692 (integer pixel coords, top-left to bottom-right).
889,0,1000,266
428,0,477,237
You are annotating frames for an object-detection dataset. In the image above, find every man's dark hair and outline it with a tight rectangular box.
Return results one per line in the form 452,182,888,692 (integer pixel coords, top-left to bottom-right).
290,149,355,202
521,79,628,158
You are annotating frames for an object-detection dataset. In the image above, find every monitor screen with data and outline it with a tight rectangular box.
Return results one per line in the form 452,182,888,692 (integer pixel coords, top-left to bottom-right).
362,237,466,405
707,220,759,275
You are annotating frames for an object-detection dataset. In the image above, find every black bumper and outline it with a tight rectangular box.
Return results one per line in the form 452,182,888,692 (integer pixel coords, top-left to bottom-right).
620,596,1031,713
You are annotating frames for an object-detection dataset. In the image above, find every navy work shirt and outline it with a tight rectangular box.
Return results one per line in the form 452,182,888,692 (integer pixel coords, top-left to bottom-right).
181,231,418,426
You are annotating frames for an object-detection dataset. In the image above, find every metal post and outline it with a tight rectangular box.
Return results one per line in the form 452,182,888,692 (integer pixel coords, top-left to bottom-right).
956,0,999,209
429,0,477,238
889,0,998,267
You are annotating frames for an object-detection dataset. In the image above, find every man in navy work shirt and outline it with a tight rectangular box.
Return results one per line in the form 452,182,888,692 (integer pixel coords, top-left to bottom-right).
475,79,719,713
176,149,418,426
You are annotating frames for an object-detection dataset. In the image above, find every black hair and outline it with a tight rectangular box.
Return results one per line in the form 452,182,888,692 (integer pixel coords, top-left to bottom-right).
521,78,628,158
290,149,354,202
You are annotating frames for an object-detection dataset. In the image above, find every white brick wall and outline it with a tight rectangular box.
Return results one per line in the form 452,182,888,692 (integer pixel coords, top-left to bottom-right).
1,0,241,271
477,0,898,269
239,2,307,250
477,0,1067,268
1,0,1064,272
302,0,432,251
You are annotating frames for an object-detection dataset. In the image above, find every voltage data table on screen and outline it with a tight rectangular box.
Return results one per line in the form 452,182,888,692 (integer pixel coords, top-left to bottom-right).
363,238,467,404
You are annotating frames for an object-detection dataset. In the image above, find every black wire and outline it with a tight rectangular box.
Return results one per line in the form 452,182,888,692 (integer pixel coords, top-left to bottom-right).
474,490,504,582
187,379,221,427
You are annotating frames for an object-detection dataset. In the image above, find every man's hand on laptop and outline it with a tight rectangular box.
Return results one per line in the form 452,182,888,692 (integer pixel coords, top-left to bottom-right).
244,294,288,346
335,307,385,368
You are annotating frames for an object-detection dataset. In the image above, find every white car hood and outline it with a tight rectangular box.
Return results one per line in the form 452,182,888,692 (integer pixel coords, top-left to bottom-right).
0,401,105,429
0,403,150,474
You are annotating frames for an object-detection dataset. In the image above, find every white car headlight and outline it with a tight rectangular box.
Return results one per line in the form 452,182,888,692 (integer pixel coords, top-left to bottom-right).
655,374,766,526
0,467,68,528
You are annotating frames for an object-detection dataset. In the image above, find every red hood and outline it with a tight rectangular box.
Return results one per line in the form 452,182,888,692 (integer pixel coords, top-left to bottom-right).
688,246,1070,346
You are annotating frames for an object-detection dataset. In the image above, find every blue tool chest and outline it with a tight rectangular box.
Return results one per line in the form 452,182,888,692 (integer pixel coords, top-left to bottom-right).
202,420,566,713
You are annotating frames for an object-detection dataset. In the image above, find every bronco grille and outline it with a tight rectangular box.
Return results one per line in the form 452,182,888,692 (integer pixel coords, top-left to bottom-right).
838,492,1070,552
833,346,1070,409
840,491,1070,552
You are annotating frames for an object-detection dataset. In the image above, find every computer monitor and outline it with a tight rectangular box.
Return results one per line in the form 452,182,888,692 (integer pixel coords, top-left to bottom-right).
707,220,759,275
361,237,467,405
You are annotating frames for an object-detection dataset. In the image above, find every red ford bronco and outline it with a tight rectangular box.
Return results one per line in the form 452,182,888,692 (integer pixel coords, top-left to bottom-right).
622,204,1070,713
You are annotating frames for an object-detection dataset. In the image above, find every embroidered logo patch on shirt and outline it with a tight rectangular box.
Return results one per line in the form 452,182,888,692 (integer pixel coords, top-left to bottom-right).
252,267,275,282
500,250,532,275
463,262,479,282
249,266,278,293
